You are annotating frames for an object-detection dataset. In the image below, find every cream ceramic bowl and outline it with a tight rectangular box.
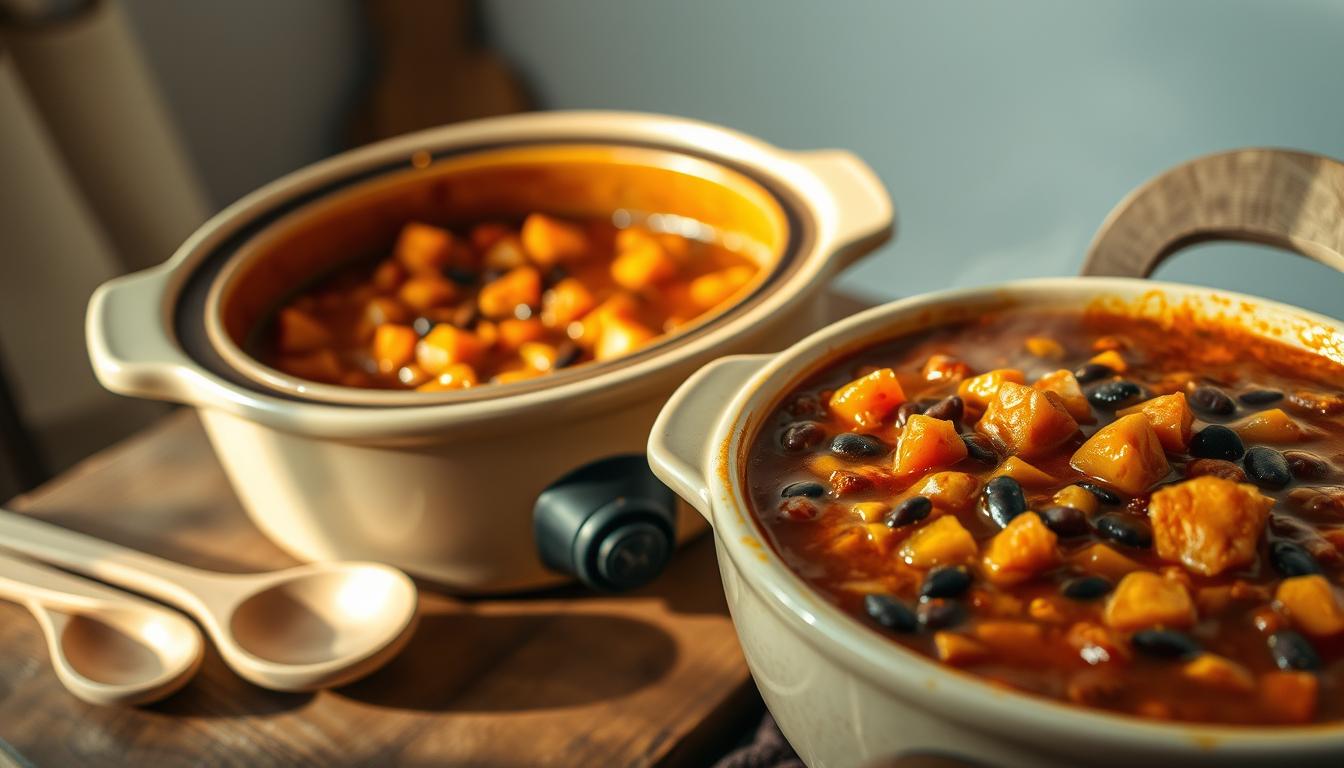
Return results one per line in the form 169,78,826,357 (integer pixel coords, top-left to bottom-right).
86,111,892,592
647,149,1344,767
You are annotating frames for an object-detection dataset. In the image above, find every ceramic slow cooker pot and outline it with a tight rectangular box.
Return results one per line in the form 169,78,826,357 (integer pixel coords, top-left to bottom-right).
648,149,1344,767
86,111,893,593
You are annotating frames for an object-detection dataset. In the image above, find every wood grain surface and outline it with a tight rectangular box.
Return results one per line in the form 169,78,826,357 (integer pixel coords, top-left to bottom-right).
0,412,759,768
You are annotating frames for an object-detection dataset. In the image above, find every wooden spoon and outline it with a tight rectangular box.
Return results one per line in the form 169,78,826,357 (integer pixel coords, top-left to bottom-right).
0,509,419,692
0,550,202,706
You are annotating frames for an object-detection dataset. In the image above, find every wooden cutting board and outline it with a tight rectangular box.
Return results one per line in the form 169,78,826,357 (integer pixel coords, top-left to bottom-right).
0,411,761,767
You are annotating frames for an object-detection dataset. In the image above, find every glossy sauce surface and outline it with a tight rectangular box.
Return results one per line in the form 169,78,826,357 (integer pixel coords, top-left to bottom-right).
747,309,1344,725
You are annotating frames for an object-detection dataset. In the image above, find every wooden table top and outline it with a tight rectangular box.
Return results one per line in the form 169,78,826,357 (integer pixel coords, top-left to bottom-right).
0,411,760,767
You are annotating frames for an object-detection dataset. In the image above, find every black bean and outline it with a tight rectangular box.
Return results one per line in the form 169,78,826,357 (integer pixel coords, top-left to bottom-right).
1268,631,1322,672
1239,389,1284,406
553,341,581,369
1269,540,1323,577
983,476,1027,527
1190,385,1237,416
1131,629,1201,660
1076,482,1121,506
1095,513,1152,548
1244,446,1292,489
1040,505,1091,537
922,396,964,424
546,266,570,285
1284,451,1331,481
885,496,932,528
1074,362,1114,384
443,266,478,286
1061,575,1113,600
1189,425,1245,461
781,481,826,499
1088,380,1143,409
780,421,825,453
412,316,434,337
894,401,925,428
961,433,998,464
864,594,917,632
830,432,889,458
917,598,965,630
920,565,972,599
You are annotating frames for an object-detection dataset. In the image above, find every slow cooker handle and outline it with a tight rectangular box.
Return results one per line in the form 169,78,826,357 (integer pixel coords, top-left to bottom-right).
790,150,896,274
1082,148,1344,277
86,265,197,404
647,354,770,522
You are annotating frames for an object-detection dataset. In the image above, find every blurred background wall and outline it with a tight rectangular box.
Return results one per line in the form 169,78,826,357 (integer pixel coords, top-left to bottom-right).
3,0,1342,496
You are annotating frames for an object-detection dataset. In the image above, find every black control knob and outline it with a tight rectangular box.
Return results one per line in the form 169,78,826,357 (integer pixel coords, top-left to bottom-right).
533,455,677,592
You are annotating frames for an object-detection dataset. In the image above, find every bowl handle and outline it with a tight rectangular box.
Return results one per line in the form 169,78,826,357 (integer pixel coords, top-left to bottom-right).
789,149,896,273
86,265,198,404
1082,148,1344,277
647,354,770,524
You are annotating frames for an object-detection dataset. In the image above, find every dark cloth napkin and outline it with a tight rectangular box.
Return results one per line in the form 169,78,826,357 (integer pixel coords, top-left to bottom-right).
713,713,803,768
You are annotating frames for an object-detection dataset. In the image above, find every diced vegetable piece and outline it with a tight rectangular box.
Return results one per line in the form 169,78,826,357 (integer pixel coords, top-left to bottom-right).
1117,392,1194,453
1181,654,1255,693
275,307,331,354
541,278,597,328
1069,543,1142,580
975,382,1079,458
1069,413,1170,495
483,235,528,271
371,259,405,292
573,293,640,349
1103,571,1196,631
1236,408,1317,443
520,213,589,267
398,276,457,313
497,318,546,352
1275,575,1344,637
1052,484,1099,515
362,296,410,330
899,516,977,568
688,266,754,310
829,368,907,429
894,414,968,476
1088,349,1127,372
851,502,890,523
1024,336,1065,360
921,354,971,383
478,266,542,319
1259,671,1318,724
1033,369,1093,423
595,316,655,360
973,621,1045,658
415,363,479,391
394,222,455,273
415,324,483,375
372,323,418,373
957,368,1025,410
933,632,988,665
519,342,559,372
611,236,677,290
909,471,981,511
989,456,1057,487
1148,475,1272,576
1066,621,1130,665
982,512,1059,586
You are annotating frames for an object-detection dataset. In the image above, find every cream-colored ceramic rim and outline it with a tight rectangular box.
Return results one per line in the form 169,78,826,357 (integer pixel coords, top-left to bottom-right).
203,144,789,407
707,278,1344,758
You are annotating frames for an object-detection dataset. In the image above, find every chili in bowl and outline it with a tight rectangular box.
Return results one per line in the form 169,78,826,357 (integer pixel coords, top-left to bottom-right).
649,148,1344,766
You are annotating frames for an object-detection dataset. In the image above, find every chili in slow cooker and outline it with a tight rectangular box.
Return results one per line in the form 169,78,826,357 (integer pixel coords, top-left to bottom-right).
747,308,1344,725
262,214,759,390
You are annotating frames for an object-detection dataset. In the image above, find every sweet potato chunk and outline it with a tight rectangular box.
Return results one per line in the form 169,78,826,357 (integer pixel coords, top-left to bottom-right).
989,456,1057,488
1033,369,1093,423
416,324,483,375
275,307,331,354
922,354,971,383
1275,575,1344,637
1024,336,1065,360
1259,672,1318,724
1148,476,1271,576
1069,543,1142,580
687,266,754,310
1088,349,1127,372
394,222,455,273
957,368,1025,410
1052,484,1099,515
595,316,655,360
899,515,977,568
372,323,418,373
520,213,589,267
1117,393,1194,453
611,236,678,290
982,512,1059,586
1236,408,1317,443
975,382,1079,458
907,471,980,511
894,414,968,477
933,632,987,665
829,368,907,429
1069,413,1170,495
540,278,597,328
478,266,542,319
1104,571,1196,630
1182,654,1255,693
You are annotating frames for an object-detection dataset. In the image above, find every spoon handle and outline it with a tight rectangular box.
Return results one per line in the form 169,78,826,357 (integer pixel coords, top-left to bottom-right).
0,550,168,615
0,508,222,614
